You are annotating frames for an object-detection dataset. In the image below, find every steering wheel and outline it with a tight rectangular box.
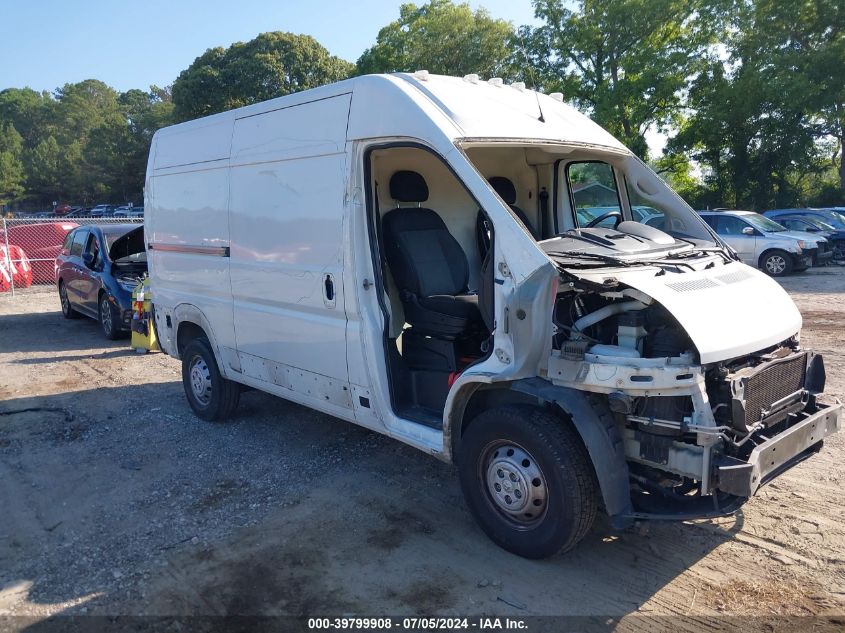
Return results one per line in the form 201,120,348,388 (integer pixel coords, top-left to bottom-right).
585,210,622,229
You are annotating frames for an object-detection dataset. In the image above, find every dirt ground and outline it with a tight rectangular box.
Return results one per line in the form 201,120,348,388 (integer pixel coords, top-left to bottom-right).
1,270,845,630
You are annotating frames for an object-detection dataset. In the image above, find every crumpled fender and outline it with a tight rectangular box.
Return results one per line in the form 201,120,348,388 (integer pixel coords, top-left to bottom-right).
510,378,634,527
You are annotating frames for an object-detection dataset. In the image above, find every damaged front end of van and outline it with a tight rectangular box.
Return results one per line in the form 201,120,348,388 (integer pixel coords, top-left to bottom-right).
536,226,842,524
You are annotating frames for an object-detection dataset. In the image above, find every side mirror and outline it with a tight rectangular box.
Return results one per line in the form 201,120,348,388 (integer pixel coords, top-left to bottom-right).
82,252,95,268
742,226,755,235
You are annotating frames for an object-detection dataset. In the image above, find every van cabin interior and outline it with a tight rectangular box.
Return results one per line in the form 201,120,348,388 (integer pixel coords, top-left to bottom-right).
367,143,683,427
368,145,555,427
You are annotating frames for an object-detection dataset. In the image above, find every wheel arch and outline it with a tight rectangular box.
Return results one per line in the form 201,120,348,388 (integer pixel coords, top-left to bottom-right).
757,247,791,269
171,304,228,373
446,377,634,527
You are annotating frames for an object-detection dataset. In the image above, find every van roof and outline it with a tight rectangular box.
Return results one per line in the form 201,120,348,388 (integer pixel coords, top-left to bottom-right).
152,73,628,157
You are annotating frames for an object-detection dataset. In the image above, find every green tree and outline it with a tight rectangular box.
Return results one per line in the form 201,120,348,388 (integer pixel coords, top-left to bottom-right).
25,135,62,203
356,0,516,77
0,88,52,147
0,123,26,204
172,32,354,121
527,0,719,158
667,0,838,209
748,0,845,196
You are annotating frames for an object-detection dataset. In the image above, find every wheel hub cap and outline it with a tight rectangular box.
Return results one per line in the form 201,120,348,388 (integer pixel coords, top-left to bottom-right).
767,256,785,274
484,444,547,522
189,357,212,405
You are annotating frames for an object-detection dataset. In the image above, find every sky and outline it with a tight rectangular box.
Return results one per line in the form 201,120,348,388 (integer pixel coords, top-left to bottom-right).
0,0,665,154
0,0,539,93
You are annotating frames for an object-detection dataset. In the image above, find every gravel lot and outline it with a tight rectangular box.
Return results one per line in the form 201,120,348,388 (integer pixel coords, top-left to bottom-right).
1,270,845,630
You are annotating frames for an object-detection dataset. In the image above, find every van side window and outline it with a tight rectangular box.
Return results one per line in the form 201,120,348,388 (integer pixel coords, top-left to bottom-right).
567,161,621,228
62,232,73,251
70,230,87,257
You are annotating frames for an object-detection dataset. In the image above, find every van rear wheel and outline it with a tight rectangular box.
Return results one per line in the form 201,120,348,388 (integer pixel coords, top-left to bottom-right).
457,405,597,559
181,337,240,421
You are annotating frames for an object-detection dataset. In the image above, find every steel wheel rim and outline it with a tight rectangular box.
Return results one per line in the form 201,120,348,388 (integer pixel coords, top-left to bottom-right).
100,298,113,334
60,285,69,314
189,356,213,405
766,255,786,274
481,441,548,526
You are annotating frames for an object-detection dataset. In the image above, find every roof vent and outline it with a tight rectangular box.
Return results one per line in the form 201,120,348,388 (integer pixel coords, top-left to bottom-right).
413,70,430,81
511,82,526,91
488,77,503,87
549,92,564,102
463,73,480,84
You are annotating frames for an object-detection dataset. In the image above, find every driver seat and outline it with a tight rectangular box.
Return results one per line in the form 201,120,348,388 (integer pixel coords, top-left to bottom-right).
382,171,482,338
487,177,537,238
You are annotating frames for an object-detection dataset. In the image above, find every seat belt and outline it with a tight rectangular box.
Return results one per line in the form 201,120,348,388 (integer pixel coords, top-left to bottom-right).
539,187,549,239
374,180,390,293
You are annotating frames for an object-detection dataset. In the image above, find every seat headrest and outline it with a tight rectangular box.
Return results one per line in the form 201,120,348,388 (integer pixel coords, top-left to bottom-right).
488,177,517,205
390,171,429,203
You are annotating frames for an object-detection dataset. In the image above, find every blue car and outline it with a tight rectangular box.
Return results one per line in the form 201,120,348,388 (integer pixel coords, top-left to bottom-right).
56,224,146,339
764,208,845,229
764,209,845,259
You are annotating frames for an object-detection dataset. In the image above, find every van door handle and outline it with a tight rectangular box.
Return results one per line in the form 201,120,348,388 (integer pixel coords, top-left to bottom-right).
362,279,373,290
324,274,335,301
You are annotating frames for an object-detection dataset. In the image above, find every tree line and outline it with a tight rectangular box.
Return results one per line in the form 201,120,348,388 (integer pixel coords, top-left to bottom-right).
0,0,841,212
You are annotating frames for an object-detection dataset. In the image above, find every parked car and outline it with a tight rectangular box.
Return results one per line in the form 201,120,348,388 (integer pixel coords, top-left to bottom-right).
770,215,845,259
145,73,841,559
698,210,822,275
54,204,72,216
0,221,78,283
89,204,114,217
765,208,845,231
56,224,146,339
128,207,144,218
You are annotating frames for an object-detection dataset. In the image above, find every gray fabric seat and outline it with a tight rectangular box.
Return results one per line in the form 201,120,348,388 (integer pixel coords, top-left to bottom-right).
488,176,537,238
382,170,481,337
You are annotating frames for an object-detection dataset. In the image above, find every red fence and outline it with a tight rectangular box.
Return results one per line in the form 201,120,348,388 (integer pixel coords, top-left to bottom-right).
0,217,143,295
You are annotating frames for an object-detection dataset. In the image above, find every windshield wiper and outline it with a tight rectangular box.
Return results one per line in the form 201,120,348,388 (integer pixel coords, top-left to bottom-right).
545,251,634,267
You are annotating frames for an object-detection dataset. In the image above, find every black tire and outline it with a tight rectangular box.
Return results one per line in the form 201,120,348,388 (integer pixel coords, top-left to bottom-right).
181,337,240,421
99,293,121,340
457,405,598,559
58,280,79,319
759,250,794,277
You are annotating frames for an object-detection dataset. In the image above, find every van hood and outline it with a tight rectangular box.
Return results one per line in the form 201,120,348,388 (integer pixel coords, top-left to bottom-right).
561,260,802,364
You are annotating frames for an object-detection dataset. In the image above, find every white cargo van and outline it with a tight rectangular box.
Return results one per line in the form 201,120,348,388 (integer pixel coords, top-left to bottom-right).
145,73,841,558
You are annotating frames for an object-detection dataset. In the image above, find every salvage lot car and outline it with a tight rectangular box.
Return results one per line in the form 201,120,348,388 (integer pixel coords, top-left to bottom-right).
56,224,146,339
144,73,841,559
699,210,826,275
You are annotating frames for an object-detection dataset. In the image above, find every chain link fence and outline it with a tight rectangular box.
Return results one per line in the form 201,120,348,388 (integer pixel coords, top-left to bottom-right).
0,217,143,297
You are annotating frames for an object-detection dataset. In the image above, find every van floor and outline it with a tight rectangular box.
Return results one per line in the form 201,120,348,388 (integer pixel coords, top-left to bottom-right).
395,405,443,429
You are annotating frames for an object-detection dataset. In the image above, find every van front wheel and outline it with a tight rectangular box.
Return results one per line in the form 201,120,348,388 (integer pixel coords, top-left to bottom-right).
181,337,240,421
457,405,597,559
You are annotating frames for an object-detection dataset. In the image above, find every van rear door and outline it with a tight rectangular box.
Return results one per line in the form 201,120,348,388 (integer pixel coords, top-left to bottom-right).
228,94,354,410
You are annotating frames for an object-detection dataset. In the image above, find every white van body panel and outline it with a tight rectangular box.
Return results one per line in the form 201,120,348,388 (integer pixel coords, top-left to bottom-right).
229,93,352,385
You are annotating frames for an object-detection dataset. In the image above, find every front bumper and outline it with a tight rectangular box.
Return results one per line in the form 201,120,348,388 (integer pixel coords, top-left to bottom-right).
792,252,813,269
716,401,842,497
